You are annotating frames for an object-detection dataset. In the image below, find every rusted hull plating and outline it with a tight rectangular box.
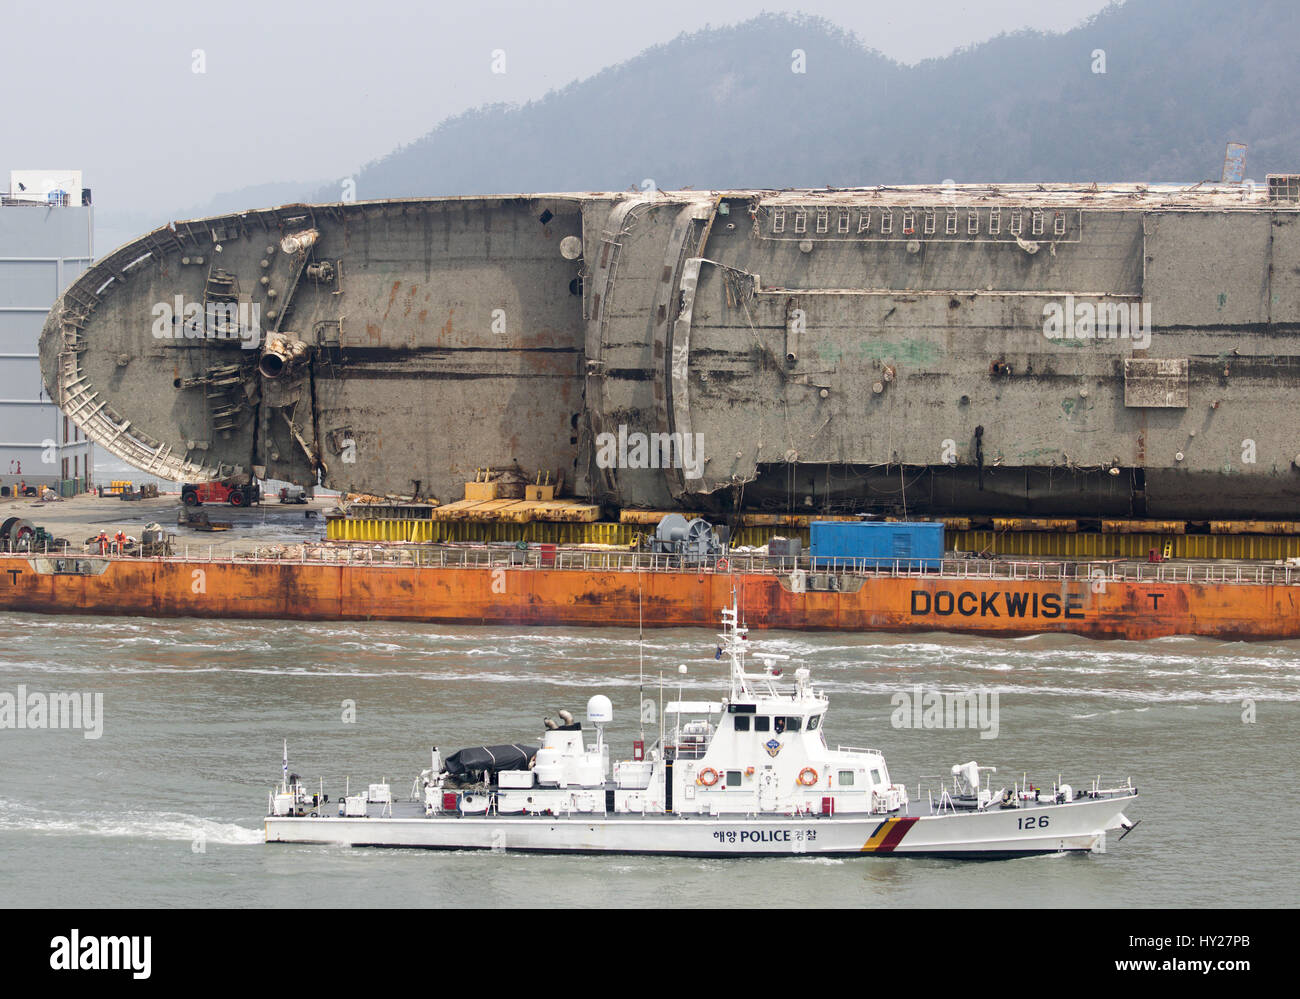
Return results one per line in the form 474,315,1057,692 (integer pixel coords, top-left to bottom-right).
2,557,1296,640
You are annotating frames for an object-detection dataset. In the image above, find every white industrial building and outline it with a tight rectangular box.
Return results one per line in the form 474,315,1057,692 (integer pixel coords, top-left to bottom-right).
1,169,94,497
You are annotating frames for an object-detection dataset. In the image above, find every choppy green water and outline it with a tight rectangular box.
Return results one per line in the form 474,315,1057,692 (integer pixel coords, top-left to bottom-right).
1,614,1295,907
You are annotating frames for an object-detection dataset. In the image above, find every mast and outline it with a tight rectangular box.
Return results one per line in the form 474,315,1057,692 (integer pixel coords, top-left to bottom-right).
638,583,645,746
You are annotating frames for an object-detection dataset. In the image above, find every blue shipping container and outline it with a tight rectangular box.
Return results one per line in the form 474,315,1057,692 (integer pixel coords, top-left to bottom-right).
809,521,944,571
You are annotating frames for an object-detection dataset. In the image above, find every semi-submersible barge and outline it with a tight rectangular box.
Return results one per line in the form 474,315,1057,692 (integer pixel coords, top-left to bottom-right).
23,178,1300,639
4,546,1299,640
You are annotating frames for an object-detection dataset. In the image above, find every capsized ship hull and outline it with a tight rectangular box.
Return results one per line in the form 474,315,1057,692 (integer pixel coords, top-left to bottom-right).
39,182,1300,519
264,796,1134,857
3,553,1298,640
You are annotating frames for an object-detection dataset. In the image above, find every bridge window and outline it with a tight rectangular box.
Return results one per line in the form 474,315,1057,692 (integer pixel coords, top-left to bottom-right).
754,716,770,732
726,770,743,787
734,715,750,732
838,770,855,786
807,715,821,730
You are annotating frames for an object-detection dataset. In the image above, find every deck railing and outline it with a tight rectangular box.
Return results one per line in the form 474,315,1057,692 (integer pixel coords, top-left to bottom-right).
7,542,1300,587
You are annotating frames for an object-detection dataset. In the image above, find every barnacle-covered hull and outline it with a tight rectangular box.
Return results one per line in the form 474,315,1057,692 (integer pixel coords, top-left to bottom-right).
40,182,1300,518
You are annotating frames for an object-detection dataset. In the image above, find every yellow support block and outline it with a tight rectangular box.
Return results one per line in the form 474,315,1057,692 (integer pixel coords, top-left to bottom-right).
992,518,1078,533
463,481,499,501
618,509,676,526
1210,520,1300,535
949,530,1300,560
1102,519,1185,534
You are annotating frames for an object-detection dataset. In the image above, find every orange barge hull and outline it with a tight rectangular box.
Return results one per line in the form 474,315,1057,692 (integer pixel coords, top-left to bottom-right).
2,556,1298,640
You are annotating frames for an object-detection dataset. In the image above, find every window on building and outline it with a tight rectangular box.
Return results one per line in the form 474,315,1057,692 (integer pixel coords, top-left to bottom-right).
881,211,893,234
772,208,785,234
968,211,979,234
1031,210,1044,236
838,771,855,786
989,208,1001,234
923,212,936,235
858,210,871,233
838,210,849,233
946,211,958,235
794,211,807,234
1054,213,1066,236
816,209,829,233
1010,210,1023,235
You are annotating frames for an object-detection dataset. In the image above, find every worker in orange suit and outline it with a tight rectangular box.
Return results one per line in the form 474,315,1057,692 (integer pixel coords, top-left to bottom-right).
97,531,108,555
113,530,127,555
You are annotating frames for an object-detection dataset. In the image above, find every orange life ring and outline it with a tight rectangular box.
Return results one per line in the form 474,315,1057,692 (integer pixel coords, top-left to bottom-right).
716,557,729,572
797,767,818,787
698,767,720,787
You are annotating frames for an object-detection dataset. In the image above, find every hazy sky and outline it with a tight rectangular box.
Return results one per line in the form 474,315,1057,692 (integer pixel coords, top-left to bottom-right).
3,0,1113,232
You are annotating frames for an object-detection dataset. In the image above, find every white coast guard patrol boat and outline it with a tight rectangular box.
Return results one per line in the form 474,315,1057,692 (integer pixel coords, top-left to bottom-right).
265,604,1139,857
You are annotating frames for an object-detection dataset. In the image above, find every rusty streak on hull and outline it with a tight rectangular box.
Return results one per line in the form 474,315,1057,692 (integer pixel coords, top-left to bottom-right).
2,556,1296,641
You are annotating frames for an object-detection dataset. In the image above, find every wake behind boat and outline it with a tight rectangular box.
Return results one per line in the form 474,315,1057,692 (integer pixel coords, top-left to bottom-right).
264,604,1139,857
